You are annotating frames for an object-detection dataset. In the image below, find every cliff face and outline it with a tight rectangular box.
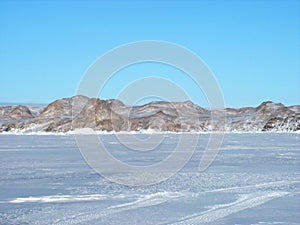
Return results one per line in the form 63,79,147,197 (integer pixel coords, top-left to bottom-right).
0,96,299,133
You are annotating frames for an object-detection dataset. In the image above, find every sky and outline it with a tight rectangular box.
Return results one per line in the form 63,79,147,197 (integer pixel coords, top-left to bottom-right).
0,0,299,108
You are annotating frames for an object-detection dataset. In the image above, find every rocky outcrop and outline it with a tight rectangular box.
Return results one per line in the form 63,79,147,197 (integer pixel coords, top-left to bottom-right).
0,105,34,119
0,96,299,133
220,101,299,131
262,116,300,132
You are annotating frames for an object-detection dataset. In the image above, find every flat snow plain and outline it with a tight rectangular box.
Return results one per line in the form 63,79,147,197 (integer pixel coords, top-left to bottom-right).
0,133,299,224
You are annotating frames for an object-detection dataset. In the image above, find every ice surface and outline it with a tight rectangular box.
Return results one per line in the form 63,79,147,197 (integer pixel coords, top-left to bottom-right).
0,133,299,224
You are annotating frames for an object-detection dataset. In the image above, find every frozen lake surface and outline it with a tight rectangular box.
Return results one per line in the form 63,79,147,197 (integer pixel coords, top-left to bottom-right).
0,133,299,224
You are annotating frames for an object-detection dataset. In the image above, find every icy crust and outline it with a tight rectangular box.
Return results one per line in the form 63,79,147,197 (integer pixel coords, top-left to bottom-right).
0,96,299,133
0,134,299,224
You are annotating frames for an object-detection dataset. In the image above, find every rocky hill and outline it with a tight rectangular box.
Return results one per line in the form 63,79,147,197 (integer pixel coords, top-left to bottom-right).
0,96,299,133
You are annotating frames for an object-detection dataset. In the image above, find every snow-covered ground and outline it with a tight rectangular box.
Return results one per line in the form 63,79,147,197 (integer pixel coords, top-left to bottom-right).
0,133,299,224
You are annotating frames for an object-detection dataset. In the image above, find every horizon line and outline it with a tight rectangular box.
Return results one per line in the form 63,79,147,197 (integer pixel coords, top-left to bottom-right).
1,95,299,108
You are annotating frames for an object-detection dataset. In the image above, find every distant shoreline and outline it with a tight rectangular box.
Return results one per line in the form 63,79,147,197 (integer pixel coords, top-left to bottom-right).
0,130,299,135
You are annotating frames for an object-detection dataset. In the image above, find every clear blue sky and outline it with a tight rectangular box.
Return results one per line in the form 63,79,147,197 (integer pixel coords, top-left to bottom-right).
0,0,299,107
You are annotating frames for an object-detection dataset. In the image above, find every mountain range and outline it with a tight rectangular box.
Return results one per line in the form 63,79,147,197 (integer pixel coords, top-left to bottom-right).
0,95,299,133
